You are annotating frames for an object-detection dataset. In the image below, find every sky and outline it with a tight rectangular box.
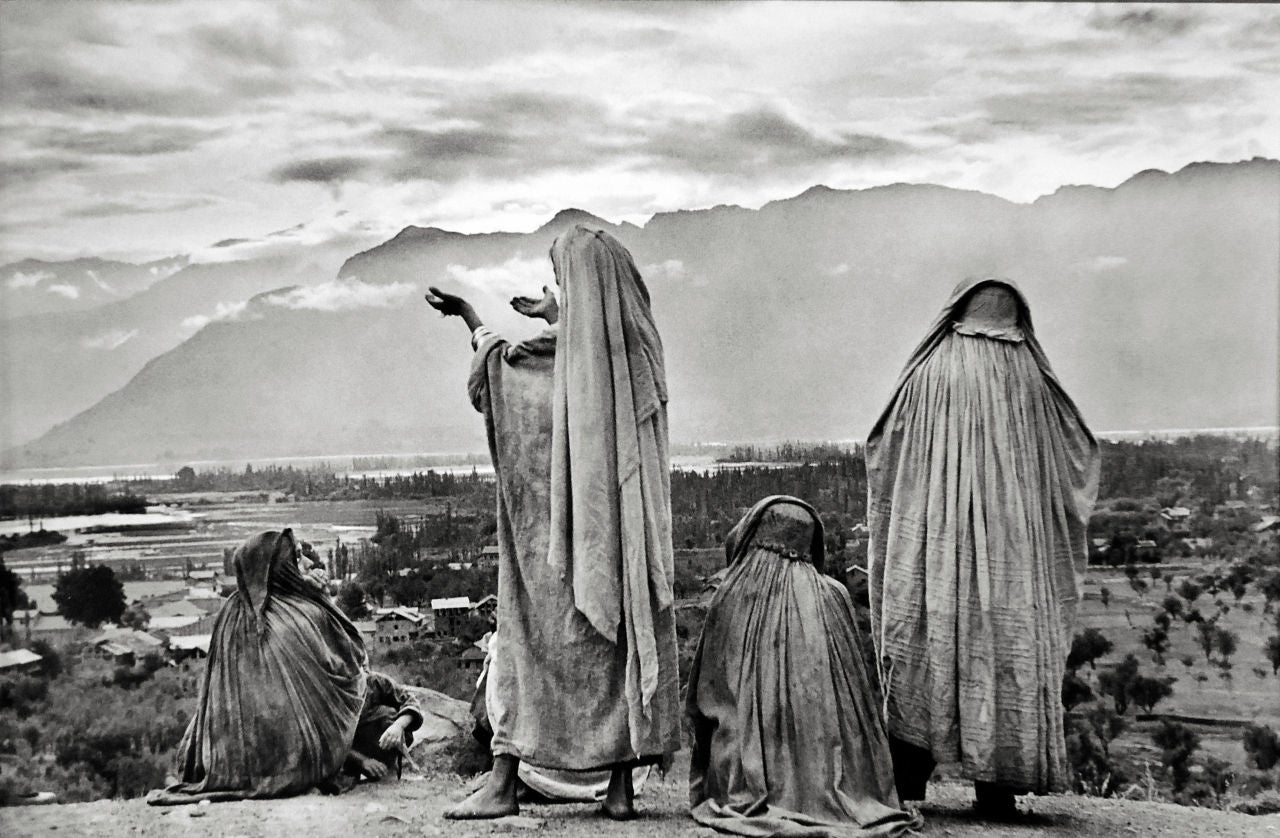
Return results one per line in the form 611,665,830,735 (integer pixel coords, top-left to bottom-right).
1,0,1277,264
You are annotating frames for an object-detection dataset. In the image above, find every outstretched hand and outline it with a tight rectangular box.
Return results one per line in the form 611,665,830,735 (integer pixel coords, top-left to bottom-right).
510,285,559,324
425,286,472,317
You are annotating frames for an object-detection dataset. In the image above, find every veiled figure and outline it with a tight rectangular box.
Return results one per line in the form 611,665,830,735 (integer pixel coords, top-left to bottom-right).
426,224,681,819
866,279,1099,808
149,530,367,804
687,496,921,838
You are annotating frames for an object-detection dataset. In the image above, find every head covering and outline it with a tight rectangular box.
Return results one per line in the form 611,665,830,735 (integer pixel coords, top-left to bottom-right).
547,225,672,725
869,277,1094,455
233,529,331,634
724,495,826,572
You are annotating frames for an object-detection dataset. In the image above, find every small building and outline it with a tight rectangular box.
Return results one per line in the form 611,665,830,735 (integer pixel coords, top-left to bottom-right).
477,545,501,566
0,649,44,674
167,634,211,662
373,607,429,647
20,612,82,647
431,597,472,636
470,594,498,623
1252,515,1280,534
91,627,165,665
353,620,376,645
457,645,487,671
1135,539,1161,562
1181,537,1215,552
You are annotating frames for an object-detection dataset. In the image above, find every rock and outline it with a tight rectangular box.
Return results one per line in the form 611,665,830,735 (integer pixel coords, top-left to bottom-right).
403,687,472,751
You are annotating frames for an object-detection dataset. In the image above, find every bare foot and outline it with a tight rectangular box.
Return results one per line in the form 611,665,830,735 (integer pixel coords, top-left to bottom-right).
601,766,636,821
444,755,519,820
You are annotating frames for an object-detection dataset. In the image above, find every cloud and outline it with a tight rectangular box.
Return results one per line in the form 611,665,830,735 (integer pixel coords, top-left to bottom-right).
181,300,248,331
64,193,223,219
828,263,851,276
264,279,415,312
80,328,138,350
0,155,87,184
643,259,687,281
1089,7,1199,39
270,156,372,185
1090,255,1129,272
442,256,553,298
6,269,53,289
45,283,79,299
40,123,221,156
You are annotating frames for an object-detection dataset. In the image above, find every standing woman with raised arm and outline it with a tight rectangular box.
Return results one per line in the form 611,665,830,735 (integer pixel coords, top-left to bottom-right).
866,278,1099,817
425,225,681,821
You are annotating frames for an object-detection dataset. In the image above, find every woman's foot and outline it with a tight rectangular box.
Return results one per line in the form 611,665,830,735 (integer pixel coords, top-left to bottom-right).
601,765,636,821
973,781,1019,820
444,755,519,819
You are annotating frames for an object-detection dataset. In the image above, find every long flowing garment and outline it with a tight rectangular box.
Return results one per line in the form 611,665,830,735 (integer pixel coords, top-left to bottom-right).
150,530,367,804
468,225,681,769
687,496,921,838
867,278,1099,794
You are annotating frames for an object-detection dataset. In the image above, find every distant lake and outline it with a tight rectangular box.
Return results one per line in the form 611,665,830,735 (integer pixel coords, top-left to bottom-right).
0,453,794,486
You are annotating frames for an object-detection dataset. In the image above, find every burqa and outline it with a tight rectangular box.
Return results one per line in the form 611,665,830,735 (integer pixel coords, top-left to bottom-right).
866,278,1099,796
687,496,921,837
150,529,367,803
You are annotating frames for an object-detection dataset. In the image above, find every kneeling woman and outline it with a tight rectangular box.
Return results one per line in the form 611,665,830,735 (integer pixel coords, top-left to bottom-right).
687,497,920,837
150,529,367,803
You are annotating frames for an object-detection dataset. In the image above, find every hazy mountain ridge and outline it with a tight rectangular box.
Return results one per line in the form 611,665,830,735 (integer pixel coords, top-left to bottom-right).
0,255,188,320
4,158,1277,468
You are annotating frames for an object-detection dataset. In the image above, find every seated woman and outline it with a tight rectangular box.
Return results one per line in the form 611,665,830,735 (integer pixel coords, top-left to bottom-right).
345,670,423,781
149,529,367,804
687,497,921,837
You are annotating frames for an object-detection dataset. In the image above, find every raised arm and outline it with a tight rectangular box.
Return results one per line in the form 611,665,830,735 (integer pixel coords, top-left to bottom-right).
510,285,559,324
425,286,484,334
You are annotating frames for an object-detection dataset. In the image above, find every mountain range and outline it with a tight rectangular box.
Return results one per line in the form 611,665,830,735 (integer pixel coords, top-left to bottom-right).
3,158,1277,469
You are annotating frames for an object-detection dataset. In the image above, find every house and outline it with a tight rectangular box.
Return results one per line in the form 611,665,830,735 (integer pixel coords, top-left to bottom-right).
1134,539,1161,562
1252,516,1280,534
19,612,82,647
0,649,44,674
184,588,225,615
1159,507,1192,524
1181,537,1215,552
431,597,472,636
150,600,207,620
148,612,216,637
167,634,211,661
457,645,487,671
470,594,498,623
353,620,376,645
373,607,429,647
477,545,501,566
92,627,164,665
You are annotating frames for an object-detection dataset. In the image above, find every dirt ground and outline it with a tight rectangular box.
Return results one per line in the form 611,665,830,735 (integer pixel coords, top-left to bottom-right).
4,753,1277,838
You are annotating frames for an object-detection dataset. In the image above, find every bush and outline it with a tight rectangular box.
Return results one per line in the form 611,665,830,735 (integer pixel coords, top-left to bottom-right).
1242,724,1280,771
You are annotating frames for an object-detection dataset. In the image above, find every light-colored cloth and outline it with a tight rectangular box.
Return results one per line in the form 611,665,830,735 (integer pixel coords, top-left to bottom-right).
468,231,680,768
149,530,367,804
687,496,921,838
866,277,1099,794
470,636,652,801
547,226,676,757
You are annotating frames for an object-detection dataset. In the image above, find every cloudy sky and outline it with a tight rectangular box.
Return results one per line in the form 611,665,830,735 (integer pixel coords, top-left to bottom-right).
1,0,1277,264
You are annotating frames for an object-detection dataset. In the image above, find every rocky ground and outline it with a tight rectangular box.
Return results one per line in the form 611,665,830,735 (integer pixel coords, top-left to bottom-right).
4,754,1278,838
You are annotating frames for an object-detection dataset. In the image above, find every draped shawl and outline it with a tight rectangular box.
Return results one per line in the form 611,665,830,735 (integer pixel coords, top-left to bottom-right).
150,530,367,803
687,496,920,837
547,225,676,752
866,277,1099,793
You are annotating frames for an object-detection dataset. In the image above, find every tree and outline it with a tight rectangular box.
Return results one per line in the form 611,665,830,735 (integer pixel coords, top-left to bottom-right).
1061,671,1094,710
337,581,370,620
119,602,150,631
1152,720,1200,793
1195,619,1218,662
1160,595,1183,621
1242,724,1280,771
1214,627,1239,666
52,565,125,628
1067,628,1113,672
1099,587,1111,609
1265,635,1280,675
1128,576,1148,598
0,557,32,643
1127,674,1174,714
1177,578,1203,606
1141,625,1170,666
1098,654,1140,715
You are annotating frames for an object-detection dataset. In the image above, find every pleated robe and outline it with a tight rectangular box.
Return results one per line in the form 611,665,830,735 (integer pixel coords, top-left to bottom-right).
150,530,367,804
469,326,680,769
687,496,921,838
867,278,1099,794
